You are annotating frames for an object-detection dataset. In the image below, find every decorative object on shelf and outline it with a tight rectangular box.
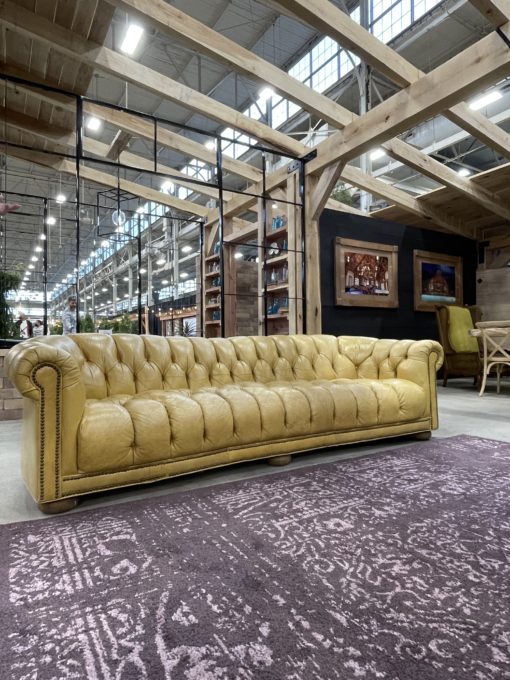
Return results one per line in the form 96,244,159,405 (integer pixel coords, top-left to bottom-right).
268,242,280,256
212,310,221,321
271,214,287,231
267,298,281,315
413,250,463,312
335,238,399,308
211,276,222,287
213,241,221,254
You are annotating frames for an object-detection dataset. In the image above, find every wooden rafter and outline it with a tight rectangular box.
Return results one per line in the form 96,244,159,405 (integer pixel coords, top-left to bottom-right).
0,134,208,218
307,24,510,174
0,105,232,201
98,0,510,223
1,65,262,183
341,166,475,238
0,0,304,156
267,0,510,162
103,0,354,129
468,0,510,25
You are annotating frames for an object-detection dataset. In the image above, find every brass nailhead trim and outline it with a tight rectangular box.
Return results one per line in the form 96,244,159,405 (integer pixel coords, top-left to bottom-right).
31,364,62,502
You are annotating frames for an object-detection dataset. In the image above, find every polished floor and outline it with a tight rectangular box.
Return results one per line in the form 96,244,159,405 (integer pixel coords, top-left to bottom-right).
1,379,509,524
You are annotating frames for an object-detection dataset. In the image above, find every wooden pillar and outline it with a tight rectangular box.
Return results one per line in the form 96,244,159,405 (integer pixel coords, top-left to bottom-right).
305,175,322,334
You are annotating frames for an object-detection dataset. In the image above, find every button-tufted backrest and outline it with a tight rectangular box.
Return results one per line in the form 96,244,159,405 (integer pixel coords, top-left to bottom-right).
63,333,413,398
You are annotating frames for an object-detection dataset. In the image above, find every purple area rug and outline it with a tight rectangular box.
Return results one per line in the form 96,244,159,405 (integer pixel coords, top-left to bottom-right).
1,435,510,679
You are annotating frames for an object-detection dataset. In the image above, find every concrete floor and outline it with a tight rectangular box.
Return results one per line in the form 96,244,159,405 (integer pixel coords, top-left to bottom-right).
1,379,509,524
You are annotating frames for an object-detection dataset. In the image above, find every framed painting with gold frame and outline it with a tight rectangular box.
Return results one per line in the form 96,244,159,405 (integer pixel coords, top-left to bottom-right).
413,250,463,312
335,238,399,308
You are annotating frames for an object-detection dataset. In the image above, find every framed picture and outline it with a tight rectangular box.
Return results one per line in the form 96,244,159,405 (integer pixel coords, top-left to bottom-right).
335,238,399,308
413,250,463,312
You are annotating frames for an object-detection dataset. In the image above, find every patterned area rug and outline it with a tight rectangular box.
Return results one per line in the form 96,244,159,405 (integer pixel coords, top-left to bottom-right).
1,435,510,679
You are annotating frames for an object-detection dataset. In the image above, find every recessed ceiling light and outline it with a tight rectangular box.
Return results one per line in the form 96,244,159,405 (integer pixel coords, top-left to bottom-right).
81,259,87,265
135,204,145,214
39,233,47,239
370,148,386,161
161,180,174,193
162,279,169,285
457,168,471,177
234,251,243,259
55,193,66,203
259,87,275,101
120,24,144,56
35,246,43,253
205,140,216,151
181,245,193,253
101,287,107,292
179,272,189,278
124,294,129,298
156,257,166,265
469,90,502,110
31,255,38,262
123,276,129,281
101,240,109,247
272,203,278,209
139,268,147,274
28,264,34,269
46,216,56,226
86,116,102,132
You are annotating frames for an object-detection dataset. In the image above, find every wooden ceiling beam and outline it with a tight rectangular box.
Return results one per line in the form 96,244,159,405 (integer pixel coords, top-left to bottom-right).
99,0,510,222
1,66,262,183
266,0,510,161
103,0,355,129
383,138,510,222
341,166,475,238
307,24,510,173
0,0,304,157
0,105,231,201
468,0,510,25
0,132,208,217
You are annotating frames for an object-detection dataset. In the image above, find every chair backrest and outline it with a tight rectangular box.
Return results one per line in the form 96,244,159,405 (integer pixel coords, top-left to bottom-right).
435,305,480,354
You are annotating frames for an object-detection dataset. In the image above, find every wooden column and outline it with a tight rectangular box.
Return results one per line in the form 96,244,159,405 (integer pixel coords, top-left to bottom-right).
305,175,322,334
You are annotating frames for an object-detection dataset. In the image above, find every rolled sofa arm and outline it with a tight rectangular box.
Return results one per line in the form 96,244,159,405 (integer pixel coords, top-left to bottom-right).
338,337,443,430
393,340,443,430
5,337,86,503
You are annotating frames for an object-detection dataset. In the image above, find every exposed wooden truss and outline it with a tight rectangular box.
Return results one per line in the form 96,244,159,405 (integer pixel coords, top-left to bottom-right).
3,141,209,217
99,0,510,223
0,0,509,245
268,0,510,161
0,105,232,203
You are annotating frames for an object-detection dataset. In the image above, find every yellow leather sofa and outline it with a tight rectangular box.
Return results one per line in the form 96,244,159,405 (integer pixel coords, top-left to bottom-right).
6,334,443,513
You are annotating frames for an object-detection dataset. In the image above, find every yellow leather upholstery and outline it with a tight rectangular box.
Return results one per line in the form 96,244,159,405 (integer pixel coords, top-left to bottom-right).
6,334,443,507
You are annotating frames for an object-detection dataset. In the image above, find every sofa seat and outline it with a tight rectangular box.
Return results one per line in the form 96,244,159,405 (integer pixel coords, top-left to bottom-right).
77,377,427,473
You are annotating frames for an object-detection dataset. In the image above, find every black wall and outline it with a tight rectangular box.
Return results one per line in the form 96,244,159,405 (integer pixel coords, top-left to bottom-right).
319,210,477,341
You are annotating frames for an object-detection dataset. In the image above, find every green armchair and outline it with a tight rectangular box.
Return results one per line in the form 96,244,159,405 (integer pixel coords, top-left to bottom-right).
435,305,482,387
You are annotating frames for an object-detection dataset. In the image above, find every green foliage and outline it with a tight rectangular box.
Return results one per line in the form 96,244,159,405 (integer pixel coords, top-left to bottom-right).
50,321,63,335
81,314,95,333
97,318,112,330
330,183,356,207
111,320,120,333
118,313,136,333
181,320,194,337
0,271,22,339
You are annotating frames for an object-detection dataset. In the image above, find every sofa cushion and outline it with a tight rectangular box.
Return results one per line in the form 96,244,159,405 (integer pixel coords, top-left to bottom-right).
77,378,427,473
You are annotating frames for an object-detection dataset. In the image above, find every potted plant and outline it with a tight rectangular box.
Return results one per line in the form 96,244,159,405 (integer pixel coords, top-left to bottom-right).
0,271,22,347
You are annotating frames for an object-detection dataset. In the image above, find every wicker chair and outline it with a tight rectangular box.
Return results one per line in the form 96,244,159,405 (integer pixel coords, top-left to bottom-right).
435,305,482,387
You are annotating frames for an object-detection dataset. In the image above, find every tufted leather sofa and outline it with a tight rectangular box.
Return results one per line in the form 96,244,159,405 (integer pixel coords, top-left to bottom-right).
6,333,443,513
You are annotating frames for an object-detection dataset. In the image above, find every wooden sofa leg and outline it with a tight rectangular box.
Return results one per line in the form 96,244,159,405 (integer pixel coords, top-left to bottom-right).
37,498,79,515
267,455,292,466
414,431,432,441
